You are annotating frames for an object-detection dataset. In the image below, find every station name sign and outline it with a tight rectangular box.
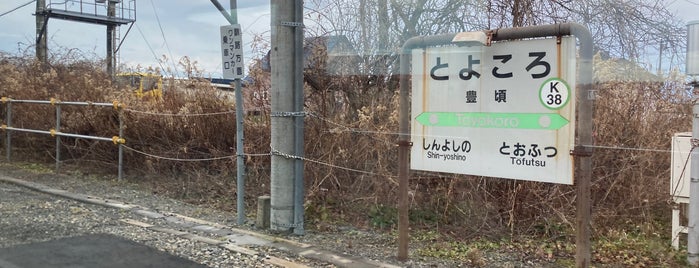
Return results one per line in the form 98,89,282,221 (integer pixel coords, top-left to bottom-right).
410,36,577,184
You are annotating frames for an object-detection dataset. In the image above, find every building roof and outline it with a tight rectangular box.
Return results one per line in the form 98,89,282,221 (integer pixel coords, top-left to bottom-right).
257,35,359,72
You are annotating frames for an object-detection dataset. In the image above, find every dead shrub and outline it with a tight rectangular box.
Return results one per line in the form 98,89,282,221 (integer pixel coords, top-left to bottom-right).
0,49,691,239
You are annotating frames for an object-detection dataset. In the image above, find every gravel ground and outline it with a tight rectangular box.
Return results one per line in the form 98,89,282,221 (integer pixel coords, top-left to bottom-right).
0,180,319,268
0,163,556,268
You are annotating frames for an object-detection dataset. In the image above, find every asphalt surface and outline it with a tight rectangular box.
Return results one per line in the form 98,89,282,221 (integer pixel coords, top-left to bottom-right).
0,182,213,268
0,173,401,268
0,234,207,268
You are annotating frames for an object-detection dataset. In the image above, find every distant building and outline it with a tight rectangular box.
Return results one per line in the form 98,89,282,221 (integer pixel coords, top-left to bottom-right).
256,35,361,76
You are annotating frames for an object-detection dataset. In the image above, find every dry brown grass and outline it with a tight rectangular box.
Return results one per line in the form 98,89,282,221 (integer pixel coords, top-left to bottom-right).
0,50,692,243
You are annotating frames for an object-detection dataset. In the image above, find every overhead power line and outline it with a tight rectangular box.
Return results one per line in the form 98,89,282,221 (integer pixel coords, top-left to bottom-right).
0,0,36,18
135,23,167,72
149,0,180,77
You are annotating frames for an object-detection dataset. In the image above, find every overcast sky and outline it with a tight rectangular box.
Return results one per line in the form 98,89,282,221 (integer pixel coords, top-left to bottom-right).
0,0,271,78
1,0,698,78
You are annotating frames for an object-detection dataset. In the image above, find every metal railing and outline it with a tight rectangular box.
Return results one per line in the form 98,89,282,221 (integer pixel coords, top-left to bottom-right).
1,98,126,180
46,0,137,22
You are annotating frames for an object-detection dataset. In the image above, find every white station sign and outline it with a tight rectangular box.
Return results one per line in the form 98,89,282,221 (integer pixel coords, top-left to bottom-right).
220,24,245,79
410,37,577,184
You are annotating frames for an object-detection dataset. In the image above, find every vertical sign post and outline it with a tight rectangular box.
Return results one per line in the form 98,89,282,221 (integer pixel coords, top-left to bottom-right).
213,0,246,226
221,22,246,226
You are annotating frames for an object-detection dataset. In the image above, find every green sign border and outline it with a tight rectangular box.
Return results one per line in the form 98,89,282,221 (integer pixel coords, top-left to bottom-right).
538,77,571,110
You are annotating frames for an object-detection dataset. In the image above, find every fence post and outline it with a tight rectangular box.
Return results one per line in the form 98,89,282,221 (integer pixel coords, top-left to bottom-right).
55,104,61,171
5,101,12,161
118,109,124,181
1,99,124,178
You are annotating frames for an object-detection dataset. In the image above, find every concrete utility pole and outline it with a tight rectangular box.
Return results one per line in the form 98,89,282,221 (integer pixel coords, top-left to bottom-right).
270,0,298,232
691,93,699,265
35,0,47,63
291,0,305,236
106,1,116,77
687,19,699,266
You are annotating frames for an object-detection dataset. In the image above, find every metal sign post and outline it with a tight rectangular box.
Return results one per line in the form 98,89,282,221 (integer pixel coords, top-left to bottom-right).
211,0,246,226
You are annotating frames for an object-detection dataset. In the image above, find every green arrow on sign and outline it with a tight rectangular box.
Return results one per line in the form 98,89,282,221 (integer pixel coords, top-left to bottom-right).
415,112,569,130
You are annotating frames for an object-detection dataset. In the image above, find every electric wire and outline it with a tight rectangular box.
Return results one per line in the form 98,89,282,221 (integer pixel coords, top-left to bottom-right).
135,23,167,72
149,0,180,77
0,0,36,18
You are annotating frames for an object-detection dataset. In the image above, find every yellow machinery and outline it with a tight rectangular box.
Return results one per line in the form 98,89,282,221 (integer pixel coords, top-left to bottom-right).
116,72,163,98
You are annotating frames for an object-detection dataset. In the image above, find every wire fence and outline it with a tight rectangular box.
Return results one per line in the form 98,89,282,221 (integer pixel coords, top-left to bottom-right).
118,107,396,179
2,98,692,183
2,97,693,247
116,105,695,186
0,98,126,179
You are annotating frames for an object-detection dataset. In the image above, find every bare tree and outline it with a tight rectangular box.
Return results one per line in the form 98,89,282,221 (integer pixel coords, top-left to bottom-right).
299,0,686,118
486,0,685,64
306,0,685,67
